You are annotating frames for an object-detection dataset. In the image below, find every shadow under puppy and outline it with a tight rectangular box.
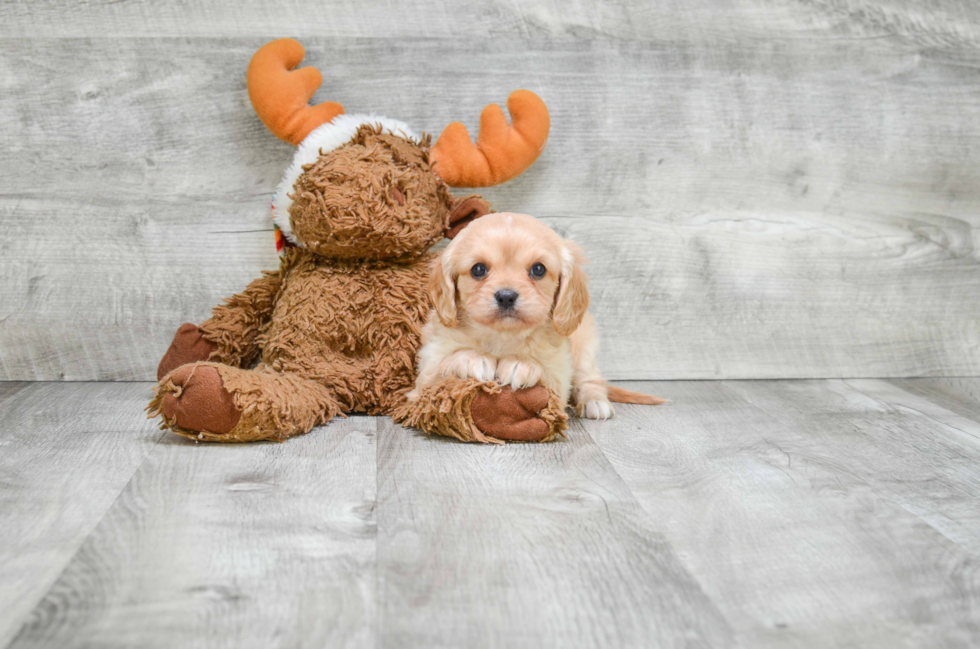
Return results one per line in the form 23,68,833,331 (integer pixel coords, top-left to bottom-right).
409,212,664,423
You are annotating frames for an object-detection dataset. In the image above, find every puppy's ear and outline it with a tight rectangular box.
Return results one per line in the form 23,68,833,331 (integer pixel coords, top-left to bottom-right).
445,195,492,239
552,241,590,336
430,255,458,327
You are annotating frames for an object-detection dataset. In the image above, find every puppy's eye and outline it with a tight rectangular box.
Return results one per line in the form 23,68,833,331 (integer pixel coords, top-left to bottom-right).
529,263,546,278
470,263,488,279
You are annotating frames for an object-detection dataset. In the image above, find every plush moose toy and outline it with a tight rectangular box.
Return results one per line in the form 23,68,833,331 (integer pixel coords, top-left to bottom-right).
148,38,567,444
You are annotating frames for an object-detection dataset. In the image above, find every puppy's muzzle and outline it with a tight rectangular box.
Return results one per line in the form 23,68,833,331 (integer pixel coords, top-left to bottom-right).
495,289,519,311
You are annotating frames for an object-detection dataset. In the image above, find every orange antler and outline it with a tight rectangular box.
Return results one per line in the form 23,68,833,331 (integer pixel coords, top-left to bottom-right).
247,39,344,146
430,90,550,187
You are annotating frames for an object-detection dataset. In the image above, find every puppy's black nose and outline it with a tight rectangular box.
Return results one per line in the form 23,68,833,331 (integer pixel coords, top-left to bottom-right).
495,289,519,310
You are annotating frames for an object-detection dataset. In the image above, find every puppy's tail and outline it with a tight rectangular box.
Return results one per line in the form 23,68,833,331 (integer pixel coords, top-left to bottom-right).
607,385,668,406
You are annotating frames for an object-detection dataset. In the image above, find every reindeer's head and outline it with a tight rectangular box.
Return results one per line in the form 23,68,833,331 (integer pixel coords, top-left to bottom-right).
247,39,550,260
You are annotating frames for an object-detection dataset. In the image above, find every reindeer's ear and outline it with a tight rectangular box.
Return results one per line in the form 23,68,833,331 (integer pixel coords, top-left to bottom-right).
552,242,590,336
445,195,492,239
430,255,458,327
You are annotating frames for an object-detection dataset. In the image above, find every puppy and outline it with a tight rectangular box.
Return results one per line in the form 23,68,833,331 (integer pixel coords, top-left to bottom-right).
409,212,664,419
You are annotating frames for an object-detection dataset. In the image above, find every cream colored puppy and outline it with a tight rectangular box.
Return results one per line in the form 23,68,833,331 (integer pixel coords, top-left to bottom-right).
409,212,663,419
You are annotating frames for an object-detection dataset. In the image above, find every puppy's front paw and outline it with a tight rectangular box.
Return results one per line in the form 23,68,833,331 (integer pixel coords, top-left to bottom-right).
438,350,497,382
579,399,615,420
495,357,543,390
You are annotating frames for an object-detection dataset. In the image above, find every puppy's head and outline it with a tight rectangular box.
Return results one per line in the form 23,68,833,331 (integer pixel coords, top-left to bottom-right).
431,212,589,335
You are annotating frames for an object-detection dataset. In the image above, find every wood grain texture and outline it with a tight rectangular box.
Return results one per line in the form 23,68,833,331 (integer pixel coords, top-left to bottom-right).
0,382,163,649
2,0,979,44
8,414,378,649
375,416,734,648
590,379,980,648
1,4,980,381
3,380,980,646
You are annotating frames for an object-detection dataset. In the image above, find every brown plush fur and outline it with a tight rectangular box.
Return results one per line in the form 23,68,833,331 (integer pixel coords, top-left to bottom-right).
199,268,284,368
290,130,453,260
150,126,562,443
391,377,567,444
257,247,432,414
149,361,341,442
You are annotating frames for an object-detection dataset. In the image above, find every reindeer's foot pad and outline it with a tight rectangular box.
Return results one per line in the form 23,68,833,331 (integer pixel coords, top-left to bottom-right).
150,363,241,440
472,386,551,441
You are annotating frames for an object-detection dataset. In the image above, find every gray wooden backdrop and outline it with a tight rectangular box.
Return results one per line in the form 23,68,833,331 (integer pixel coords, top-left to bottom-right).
1,0,979,381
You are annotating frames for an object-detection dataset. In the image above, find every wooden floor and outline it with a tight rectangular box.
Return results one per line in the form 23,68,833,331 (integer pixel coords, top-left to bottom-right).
3,3,977,646
1,379,978,648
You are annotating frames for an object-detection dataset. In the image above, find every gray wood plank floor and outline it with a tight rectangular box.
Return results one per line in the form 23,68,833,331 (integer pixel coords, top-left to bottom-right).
3,379,979,648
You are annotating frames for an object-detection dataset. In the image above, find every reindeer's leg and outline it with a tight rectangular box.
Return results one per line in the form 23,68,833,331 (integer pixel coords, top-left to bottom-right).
393,377,567,444
149,362,342,442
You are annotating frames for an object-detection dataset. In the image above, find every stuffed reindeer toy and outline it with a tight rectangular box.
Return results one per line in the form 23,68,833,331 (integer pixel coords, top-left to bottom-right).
149,38,566,443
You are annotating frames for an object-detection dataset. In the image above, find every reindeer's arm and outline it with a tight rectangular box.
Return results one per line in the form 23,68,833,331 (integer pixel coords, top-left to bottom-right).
157,263,288,380
198,268,284,366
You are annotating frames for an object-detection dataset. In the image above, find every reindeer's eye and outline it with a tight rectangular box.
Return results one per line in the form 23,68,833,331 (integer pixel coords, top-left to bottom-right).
470,263,488,279
530,263,546,278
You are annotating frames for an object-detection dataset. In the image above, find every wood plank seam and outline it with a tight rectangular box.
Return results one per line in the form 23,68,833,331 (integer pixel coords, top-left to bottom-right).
4,425,168,648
